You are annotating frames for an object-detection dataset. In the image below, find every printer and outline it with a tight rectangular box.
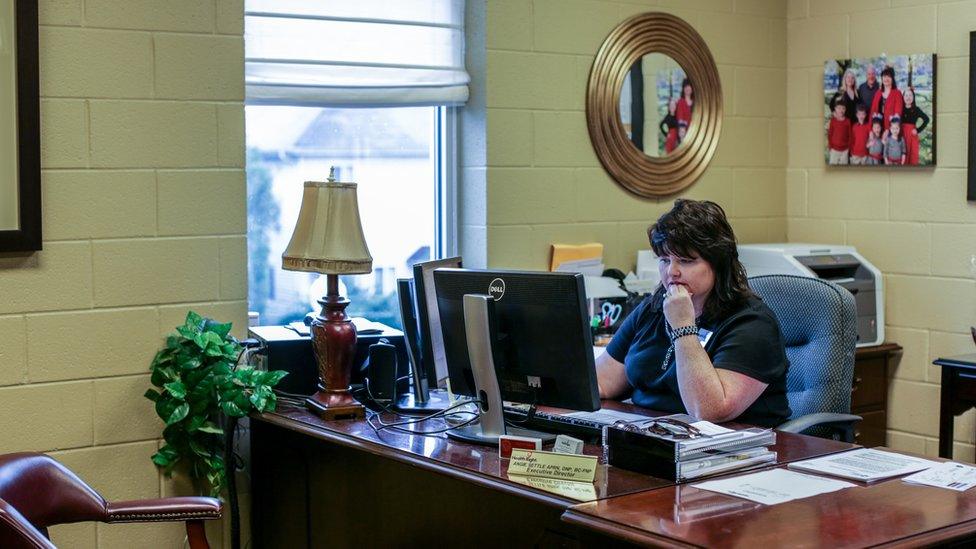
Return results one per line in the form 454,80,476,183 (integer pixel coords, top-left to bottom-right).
738,244,884,347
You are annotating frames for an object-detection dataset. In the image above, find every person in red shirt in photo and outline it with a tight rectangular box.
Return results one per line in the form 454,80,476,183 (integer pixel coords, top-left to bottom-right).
675,78,694,129
849,103,871,165
662,99,680,154
900,87,929,165
869,65,903,133
827,96,851,165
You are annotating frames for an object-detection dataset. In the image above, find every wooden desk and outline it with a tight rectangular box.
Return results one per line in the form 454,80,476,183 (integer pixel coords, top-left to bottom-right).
564,453,976,548
249,401,854,548
935,354,976,458
853,343,902,447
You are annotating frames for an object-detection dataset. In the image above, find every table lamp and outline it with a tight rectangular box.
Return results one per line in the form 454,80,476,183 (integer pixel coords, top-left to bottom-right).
282,168,372,420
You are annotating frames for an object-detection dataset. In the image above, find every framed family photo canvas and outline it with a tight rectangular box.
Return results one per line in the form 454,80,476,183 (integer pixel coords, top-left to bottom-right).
824,54,936,167
0,0,40,252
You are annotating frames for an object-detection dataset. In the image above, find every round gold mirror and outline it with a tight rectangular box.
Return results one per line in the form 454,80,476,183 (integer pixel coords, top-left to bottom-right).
587,12,722,198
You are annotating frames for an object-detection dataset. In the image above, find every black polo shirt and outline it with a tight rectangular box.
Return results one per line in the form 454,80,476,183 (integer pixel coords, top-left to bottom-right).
606,289,791,428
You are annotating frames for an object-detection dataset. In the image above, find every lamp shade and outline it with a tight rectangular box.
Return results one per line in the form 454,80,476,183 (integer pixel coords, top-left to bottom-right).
282,180,373,275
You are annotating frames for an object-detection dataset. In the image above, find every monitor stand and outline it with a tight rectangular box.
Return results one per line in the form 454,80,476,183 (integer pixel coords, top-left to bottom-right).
394,387,452,414
446,294,556,446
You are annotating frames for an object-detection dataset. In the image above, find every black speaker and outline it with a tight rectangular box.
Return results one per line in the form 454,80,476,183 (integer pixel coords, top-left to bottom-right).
365,339,400,402
248,324,408,396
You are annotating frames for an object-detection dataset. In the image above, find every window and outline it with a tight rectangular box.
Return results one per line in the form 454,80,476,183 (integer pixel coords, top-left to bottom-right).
244,2,467,329
246,106,447,328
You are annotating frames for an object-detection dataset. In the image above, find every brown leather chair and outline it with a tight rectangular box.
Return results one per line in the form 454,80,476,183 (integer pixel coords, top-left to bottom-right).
0,452,222,549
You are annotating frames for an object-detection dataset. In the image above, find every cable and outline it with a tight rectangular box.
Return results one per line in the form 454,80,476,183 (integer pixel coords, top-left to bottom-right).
362,377,482,436
365,407,480,436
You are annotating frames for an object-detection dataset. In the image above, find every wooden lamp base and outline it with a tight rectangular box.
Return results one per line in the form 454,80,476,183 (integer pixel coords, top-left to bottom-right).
305,274,365,421
306,386,365,420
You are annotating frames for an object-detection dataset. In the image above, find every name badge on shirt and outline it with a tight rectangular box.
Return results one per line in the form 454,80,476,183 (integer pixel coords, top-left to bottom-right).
698,328,713,347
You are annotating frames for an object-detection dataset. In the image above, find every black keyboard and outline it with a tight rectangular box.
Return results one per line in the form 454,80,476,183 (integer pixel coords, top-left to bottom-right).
503,407,605,442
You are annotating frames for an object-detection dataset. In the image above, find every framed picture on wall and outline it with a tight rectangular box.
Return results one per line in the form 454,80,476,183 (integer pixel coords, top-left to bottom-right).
823,54,936,167
968,32,976,201
0,0,40,252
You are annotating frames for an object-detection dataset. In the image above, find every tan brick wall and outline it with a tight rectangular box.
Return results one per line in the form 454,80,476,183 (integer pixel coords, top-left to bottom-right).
786,0,976,459
483,0,789,271
0,1,246,547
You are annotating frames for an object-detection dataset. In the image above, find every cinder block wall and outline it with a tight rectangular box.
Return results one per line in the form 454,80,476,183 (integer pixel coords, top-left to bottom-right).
483,0,789,271
0,1,246,547
786,0,976,458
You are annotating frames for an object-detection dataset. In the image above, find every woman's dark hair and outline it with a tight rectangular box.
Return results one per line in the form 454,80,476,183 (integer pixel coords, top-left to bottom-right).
881,66,897,90
681,78,694,101
648,199,751,322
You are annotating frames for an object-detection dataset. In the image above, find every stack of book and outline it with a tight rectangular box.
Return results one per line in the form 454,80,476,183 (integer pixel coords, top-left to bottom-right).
604,414,777,482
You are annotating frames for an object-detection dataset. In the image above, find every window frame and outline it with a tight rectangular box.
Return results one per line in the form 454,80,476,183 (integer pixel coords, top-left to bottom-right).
243,103,458,324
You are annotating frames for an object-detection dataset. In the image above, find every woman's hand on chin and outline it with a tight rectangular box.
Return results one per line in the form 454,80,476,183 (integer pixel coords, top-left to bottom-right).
663,285,696,328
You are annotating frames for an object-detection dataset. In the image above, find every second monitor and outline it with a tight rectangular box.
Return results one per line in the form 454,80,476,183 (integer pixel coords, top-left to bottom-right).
434,268,600,416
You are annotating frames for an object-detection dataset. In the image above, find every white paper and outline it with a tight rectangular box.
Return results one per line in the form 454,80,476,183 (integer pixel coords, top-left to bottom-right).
689,420,735,436
788,448,939,482
555,258,604,276
584,275,628,299
562,409,653,425
693,468,855,505
903,462,976,491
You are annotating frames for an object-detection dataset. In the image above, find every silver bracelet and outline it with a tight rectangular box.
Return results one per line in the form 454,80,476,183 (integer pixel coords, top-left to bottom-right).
669,325,698,342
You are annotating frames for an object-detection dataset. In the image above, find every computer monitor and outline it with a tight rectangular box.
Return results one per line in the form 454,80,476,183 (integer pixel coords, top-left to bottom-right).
412,257,462,387
393,278,451,414
433,268,600,444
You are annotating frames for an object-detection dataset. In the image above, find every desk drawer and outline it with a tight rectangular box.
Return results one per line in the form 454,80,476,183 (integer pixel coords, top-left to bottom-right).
851,357,886,410
854,410,886,447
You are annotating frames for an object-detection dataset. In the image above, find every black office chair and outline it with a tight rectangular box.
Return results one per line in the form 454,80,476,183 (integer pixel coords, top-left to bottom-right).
749,274,861,442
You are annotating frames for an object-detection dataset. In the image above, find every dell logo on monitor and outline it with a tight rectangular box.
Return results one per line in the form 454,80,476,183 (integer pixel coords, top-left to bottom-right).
488,278,506,301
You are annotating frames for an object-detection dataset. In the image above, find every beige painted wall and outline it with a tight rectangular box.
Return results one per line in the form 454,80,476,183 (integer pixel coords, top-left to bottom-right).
0,1,246,547
483,0,789,272
786,0,976,459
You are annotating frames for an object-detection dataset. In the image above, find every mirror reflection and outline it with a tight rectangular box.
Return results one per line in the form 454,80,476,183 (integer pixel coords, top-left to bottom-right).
619,53,694,157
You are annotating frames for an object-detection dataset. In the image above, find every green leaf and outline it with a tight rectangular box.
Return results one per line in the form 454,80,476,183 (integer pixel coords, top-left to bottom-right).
165,402,190,425
248,392,268,411
180,356,203,370
211,362,233,377
197,422,224,435
184,310,204,331
155,397,177,422
220,400,246,417
260,370,289,386
188,438,209,457
163,381,187,400
203,319,233,339
143,389,160,402
151,451,172,468
150,364,177,387
186,414,207,432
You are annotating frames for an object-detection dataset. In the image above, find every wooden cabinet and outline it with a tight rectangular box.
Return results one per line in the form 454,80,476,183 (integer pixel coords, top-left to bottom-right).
851,343,901,447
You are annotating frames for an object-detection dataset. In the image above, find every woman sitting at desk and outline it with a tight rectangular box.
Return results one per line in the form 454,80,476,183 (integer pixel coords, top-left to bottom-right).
596,199,791,427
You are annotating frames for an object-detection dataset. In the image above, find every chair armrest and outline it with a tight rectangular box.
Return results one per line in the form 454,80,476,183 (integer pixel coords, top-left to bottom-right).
0,499,56,549
778,413,862,436
104,497,222,524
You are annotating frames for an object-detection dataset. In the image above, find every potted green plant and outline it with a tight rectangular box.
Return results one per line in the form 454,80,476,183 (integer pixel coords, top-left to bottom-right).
145,311,287,496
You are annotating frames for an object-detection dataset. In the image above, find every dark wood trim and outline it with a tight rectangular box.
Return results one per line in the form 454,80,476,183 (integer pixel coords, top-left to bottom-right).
969,31,976,200
252,411,574,509
0,0,41,252
562,510,696,548
855,342,902,358
882,518,976,548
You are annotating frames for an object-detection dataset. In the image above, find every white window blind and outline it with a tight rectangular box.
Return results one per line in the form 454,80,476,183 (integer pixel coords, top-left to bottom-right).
245,0,469,107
